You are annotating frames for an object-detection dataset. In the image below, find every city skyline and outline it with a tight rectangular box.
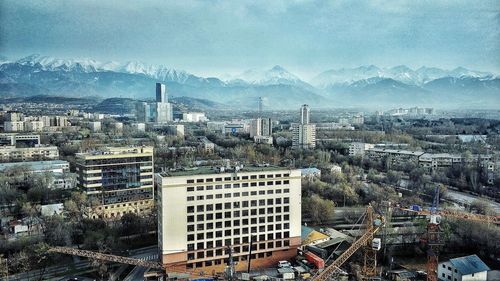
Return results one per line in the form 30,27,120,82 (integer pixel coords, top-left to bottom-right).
1,1,499,79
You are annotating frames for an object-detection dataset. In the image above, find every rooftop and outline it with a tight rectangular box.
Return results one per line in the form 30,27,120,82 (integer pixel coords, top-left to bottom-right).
0,160,69,172
449,255,490,275
159,165,292,177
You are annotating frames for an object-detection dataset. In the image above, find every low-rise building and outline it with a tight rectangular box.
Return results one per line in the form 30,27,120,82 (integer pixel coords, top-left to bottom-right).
438,255,489,281
253,135,273,145
0,145,59,162
349,142,375,157
366,148,424,166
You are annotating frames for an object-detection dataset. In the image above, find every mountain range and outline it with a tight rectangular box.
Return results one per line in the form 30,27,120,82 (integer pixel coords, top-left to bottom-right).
0,54,499,110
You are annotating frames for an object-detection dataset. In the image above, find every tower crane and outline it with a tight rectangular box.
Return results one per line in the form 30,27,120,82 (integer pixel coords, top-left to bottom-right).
397,187,499,281
312,204,385,281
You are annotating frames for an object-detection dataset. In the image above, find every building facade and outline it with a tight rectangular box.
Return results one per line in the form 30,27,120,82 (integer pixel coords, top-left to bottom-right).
292,105,316,149
156,168,302,274
438,255,489,281
0,145,59,162
74,146,154,219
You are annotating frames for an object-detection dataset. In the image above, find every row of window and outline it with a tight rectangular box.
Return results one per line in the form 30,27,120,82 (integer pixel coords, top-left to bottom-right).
187,235,291,252
188,220,291,233
187,198,290,210
187,207,291,221
186,173,291,184
187,225,291,242
187,180,290,192
187,189,290,201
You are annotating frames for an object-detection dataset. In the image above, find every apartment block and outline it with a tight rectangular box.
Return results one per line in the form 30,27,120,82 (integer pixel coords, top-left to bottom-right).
0,145,59,162
155,167,302,274
74,146,154,219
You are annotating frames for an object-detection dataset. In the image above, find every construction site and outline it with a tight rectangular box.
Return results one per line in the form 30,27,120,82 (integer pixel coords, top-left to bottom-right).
43,186,499,281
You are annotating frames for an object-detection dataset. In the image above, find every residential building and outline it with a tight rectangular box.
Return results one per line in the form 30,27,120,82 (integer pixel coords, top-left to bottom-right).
250,118,272,138
207,121,226,133
199,137,215,153
253,135,273,145
292,105,316,149
183,112,208,123
0,134,40,147
0,145,59,162
349,142,375,157
4,121,25,132
366,148,424,166
0,160,69,173
438,254,489,281
88,121,101,132
155,167,302,274
74,146,154,219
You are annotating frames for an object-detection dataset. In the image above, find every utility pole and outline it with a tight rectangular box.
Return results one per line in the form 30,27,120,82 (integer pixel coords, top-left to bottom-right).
247,235,256,273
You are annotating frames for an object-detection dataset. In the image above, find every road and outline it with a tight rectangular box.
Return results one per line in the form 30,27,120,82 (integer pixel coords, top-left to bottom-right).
122,253,158,281
446,189,500,213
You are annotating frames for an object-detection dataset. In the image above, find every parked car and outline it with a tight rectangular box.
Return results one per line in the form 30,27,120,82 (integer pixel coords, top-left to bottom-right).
278,260,292,268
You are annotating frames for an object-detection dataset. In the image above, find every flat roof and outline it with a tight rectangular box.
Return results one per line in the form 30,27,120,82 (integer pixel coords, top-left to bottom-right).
0,160,69,171
159,165,293,177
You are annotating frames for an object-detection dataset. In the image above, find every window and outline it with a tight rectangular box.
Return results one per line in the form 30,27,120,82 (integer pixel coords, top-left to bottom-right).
187,206,194,213
206,185,213,190
196,186,204,191
215,184,222,189
187,196,194,201
187,179,195,184
187,187,194,192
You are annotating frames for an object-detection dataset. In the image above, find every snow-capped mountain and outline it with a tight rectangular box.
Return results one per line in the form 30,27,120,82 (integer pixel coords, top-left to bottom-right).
312,65,496,88
230,65,311,88
9,54,214,86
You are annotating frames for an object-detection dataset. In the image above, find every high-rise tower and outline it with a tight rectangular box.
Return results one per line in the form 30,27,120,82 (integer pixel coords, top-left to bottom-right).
300,104,310,125
156,83,168,103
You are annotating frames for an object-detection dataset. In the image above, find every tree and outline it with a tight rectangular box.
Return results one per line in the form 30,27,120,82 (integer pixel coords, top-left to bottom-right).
303,194,335,224
470,199,495,215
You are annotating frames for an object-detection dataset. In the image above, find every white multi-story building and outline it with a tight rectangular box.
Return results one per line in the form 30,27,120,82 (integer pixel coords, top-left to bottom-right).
155,167,302,274
292,105,316,149
438,255,489,281
183,112,208,123
349,142,375,157
250,118,272,138
4,121,25,132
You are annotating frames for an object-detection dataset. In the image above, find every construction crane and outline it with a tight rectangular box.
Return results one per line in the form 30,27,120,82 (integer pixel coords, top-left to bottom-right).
398,187,499,281
313,204,385,281
47,246,215,279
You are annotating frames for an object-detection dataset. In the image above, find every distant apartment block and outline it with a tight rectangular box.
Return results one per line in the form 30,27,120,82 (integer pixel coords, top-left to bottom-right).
292,105,316,149
74,146,154,219
155,167,302,273
366,148,425,166
0,134,41,147
183,112,208,123
0,145,59,162
250,118,272,138
349,142,375,157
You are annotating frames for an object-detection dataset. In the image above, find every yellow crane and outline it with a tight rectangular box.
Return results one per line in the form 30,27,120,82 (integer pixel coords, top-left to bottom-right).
312,204,385,281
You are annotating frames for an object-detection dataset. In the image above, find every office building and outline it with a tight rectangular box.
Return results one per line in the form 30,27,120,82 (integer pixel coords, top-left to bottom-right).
156,167,302,274
292,105,316,149
155,83,173,123
74,146,154,219
136,102,156,123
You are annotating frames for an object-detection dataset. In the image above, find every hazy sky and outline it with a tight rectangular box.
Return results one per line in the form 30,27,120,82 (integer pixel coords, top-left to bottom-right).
1,0,499,78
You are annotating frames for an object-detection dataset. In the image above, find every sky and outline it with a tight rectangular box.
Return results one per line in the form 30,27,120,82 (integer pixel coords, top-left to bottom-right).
0,0,499,79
